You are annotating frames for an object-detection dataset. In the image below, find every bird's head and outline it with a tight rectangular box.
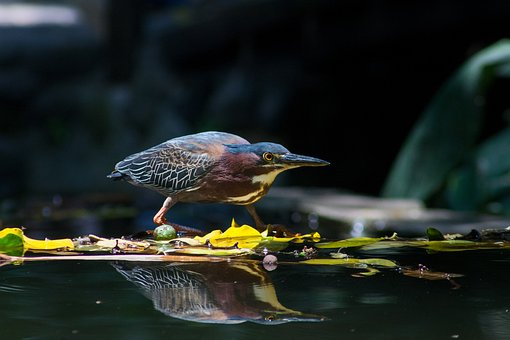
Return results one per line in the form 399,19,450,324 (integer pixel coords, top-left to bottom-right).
219,142,328,204
224,142,329,173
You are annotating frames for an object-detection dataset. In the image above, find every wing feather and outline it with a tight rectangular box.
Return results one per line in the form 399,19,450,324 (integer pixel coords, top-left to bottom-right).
112,131,250,196
115,143,215,196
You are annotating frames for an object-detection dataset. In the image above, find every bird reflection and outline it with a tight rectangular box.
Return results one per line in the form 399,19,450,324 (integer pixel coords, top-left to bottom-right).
112,261,325,324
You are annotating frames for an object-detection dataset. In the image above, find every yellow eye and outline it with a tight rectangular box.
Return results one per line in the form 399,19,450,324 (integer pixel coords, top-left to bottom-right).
262,152,274,162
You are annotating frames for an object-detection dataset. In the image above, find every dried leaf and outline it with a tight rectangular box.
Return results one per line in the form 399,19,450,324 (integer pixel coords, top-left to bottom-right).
401,268,463,280
163,247,254,256
78,235,150,253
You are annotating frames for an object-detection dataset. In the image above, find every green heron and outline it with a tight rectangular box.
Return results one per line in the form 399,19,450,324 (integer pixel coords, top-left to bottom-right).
107,131,328,231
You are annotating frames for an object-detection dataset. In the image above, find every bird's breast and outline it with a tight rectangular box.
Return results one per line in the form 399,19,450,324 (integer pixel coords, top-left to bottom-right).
224,169,284,204
178,168,284,205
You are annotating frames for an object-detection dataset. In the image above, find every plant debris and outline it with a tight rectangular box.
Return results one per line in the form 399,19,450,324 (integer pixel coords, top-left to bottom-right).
4,222,510,284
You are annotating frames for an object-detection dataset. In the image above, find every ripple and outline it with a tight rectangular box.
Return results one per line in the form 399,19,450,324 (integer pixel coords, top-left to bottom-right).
0,283,27,293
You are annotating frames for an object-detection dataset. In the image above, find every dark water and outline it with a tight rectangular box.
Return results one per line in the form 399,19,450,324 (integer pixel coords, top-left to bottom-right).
3,196,510,339
1,247,510,340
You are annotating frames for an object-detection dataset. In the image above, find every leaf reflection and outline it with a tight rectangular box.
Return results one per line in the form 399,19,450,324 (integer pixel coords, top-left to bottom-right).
112,261,326,325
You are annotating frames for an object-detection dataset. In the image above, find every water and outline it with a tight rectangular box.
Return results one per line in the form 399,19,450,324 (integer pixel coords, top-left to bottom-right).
1,248,510,339
3,195,510,339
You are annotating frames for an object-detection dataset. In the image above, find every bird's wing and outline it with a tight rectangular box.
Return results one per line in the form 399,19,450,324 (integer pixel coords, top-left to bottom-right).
115,142,216,195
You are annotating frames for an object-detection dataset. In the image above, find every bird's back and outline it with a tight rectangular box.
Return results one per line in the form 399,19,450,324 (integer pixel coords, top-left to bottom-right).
109,131,249,196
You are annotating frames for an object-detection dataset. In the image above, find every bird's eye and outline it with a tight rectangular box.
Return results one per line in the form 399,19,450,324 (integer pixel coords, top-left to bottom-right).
262,152,274,162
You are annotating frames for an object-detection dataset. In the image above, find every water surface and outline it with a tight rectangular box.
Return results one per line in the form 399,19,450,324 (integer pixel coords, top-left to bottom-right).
1,247,509,339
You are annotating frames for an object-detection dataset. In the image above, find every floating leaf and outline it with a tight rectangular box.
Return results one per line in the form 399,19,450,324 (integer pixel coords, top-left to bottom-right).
208,221,262,249
23,235,74,251
265,232,321,244
316,237,381,249
193,230,222,244
0,228,24,256
426,227,445,241
300,257,398,268
88,235,150,252
163,247,254,256
257,231,321,252
296,257,398,277
168,237,203,247
190,220,321,250
421,240,507,252
401,268,463,281
0,228,74,254
352,267,380,277
316,233,397,249
360,238,510,252
329,252,349,259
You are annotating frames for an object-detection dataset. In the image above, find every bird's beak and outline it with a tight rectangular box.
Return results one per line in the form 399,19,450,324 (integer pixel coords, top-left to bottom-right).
280,153,329,167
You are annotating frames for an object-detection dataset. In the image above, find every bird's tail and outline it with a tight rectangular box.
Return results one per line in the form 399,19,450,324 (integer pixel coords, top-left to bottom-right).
107,170,125,181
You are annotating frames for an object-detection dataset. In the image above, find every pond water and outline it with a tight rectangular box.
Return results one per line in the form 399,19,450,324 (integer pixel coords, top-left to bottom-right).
2,198,510,339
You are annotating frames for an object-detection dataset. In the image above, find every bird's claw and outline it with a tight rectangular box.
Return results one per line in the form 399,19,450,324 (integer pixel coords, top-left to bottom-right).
153,216,168,226
153,216,205,237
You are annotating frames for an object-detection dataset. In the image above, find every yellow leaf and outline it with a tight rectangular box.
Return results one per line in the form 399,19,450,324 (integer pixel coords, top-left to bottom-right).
291,232,321,243
0,227,73,252
193,230,222,244
0,228,23,239
209,222,262,249
265,232,321,244
22,235,74,251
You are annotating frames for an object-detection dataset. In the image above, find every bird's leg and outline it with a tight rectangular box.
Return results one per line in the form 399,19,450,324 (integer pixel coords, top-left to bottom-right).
245,204,265,230
245,204,298,237
153,197,205,236
153,197,175,225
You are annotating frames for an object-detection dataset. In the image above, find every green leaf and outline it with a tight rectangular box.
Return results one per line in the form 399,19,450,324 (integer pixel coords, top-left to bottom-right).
383,39,510,201
426,227,445,241
316,233,397,249
316,237,382,249
446,127,510,213
0,228,74,255
422,240,507,252
301,257,398,268
361,238,510,252
0,228,24,256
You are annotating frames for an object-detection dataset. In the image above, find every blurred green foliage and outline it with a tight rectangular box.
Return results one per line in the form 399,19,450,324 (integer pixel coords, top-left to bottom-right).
383,39,510,215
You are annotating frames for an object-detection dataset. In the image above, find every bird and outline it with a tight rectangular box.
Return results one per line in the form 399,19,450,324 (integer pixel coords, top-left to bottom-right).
107,131,329,233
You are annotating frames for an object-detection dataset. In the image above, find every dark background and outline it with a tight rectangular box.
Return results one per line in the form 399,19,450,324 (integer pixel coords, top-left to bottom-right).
1,0,510,219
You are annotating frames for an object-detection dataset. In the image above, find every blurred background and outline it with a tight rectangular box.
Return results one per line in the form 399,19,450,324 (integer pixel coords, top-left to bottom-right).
1,0,510,236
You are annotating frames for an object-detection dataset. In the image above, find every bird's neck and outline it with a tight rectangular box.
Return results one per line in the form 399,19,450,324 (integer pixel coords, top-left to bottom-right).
250,168,285,187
